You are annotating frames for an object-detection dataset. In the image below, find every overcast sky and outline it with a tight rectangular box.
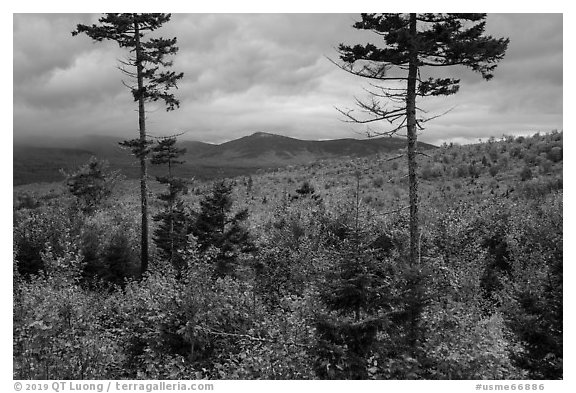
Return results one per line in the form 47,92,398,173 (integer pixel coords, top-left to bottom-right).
13,13,563,145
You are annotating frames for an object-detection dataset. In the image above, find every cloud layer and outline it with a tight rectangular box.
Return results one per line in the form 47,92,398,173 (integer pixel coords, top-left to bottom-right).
13,13,563,145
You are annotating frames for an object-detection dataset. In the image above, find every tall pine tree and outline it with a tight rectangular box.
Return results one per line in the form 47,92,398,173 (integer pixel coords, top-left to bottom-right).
335,13,508,353
73,14,184,275
336,13,508,268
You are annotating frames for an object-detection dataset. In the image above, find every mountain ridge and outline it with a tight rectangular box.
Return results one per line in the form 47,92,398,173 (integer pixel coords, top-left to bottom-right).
185,132,435,163
14,132,436,185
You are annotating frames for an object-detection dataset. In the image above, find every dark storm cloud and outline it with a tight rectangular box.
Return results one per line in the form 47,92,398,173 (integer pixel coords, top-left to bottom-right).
167,14,357,99
13,13,562,144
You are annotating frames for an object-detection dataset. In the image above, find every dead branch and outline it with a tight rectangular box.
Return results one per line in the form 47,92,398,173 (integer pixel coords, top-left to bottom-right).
149,131,187,140
386,153,405,161
388,174,409,183
374,205,410,217
200,327,313,349
326,56,409,81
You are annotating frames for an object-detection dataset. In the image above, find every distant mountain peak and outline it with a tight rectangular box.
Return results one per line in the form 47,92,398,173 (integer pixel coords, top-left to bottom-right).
251,132,277,138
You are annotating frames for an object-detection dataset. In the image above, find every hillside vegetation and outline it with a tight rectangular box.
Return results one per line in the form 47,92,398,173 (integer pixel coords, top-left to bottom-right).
13,131,562,380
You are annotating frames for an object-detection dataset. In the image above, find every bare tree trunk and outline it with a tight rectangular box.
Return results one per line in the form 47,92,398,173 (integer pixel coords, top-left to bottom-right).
134,19,149,275
406,13,419,269
405,13,421,354
168,159,174,266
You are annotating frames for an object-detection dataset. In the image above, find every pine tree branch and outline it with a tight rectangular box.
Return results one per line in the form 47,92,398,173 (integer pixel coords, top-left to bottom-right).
416,107,456,128
365,126,405,138
121,79,136,90
367,82,406,92
327,56,409,81
420,60,467,67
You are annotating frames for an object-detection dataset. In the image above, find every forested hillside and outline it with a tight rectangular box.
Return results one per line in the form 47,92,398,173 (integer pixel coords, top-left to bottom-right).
13,131,562,379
